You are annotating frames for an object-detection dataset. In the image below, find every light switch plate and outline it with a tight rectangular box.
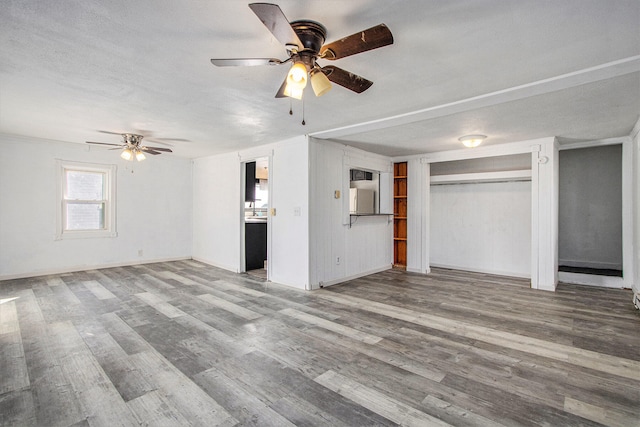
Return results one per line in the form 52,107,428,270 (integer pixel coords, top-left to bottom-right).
334,190,340,199
270,208,276,216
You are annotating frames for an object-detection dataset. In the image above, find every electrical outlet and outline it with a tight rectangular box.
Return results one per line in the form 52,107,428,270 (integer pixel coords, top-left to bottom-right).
138,249,143,257
336,256,340,265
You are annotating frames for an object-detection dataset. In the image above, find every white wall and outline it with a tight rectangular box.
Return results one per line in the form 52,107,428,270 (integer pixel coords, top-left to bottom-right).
406,158,428,274
192,136,310,290
192,151,241,272
268,136,309,289
0,135,192,280
430,181,532,277
309,139,393,288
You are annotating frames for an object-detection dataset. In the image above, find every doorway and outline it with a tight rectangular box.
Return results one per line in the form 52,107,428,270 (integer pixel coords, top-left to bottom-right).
558,144,623,279
243,157,269,280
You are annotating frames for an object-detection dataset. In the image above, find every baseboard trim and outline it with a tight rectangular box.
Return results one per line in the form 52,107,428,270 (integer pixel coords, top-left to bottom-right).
558,259,623,270
314,265,392,290
191,257,239,274
0,256,192,282
558,272,625,289
429,263,531,279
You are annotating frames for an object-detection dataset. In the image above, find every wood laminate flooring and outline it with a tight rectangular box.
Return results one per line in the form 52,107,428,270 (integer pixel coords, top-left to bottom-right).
1,261,638,426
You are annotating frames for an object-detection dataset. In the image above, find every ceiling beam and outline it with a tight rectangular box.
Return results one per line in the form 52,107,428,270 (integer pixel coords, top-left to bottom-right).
310,55,640,140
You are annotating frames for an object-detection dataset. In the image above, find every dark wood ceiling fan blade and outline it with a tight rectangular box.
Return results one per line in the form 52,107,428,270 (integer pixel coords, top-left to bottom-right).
149,137,190,142
86,141,124,147
211,58,282,67
321,65,373,93
248,3,303,49
97,130,124,136
143,149,162,155
321,24,393,60
142,146,172,152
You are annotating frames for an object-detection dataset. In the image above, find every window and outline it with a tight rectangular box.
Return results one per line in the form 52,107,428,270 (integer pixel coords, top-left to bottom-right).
56,160,116,239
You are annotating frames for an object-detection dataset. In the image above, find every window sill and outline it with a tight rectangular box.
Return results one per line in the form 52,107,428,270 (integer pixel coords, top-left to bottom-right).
56,230,117,240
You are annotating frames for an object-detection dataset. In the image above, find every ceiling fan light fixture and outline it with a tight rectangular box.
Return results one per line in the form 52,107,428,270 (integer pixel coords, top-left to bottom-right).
283,84,304,100
459,134,486,148
310,68,332,97
120,148,134,161
135,150,146,161
286,61,308,90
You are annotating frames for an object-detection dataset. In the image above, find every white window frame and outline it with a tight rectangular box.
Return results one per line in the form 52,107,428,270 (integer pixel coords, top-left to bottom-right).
56,160,117,240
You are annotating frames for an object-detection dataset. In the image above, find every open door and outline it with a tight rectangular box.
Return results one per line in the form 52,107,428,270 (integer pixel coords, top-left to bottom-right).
243,157,269,280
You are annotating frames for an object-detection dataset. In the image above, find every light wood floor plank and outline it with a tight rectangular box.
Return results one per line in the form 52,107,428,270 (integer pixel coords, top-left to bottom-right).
1,261,638,426
135,292,186,319
45,277,65,287
194,367,298,427
127,390,191,426
279,307,382,344
302,326,446,382
421,395,507,427
79,327,154,402
0,330,30,395
13,289,86,427
197,293,263,320
212,279,267,298
83,280,116,300
318,291,640,381
0,388,36,426
564,396,639,427
0,298,20,335
315,369,452,427
48,321,139,426
159,270,199,285
129,350,237,427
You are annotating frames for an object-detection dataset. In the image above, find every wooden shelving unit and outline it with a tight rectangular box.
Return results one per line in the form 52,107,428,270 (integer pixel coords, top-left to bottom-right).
393,162,407,269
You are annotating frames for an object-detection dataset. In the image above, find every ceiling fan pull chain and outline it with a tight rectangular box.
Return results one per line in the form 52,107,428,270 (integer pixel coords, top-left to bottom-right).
301,98,306,126
289,98,293,115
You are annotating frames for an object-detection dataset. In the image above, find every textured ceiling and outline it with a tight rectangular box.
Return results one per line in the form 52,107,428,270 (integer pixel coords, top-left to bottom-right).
1,0,639,158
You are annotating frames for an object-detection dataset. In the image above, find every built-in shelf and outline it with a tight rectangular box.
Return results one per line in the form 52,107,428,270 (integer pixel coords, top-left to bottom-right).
430,169,532,185
393,162,408,269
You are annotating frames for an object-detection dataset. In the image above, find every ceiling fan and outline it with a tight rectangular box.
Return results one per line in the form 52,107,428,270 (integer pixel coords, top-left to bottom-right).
86,131,173,162
211,3,394,99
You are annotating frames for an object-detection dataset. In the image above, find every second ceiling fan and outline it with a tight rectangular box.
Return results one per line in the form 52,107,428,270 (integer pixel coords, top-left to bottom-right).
211,3,394,99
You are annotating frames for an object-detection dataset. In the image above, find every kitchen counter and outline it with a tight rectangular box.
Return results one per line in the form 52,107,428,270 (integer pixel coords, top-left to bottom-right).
245,216,267,223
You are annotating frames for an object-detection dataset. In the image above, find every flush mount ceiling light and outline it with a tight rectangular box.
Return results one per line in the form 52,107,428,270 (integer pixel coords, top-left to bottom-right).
459,134,486,148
